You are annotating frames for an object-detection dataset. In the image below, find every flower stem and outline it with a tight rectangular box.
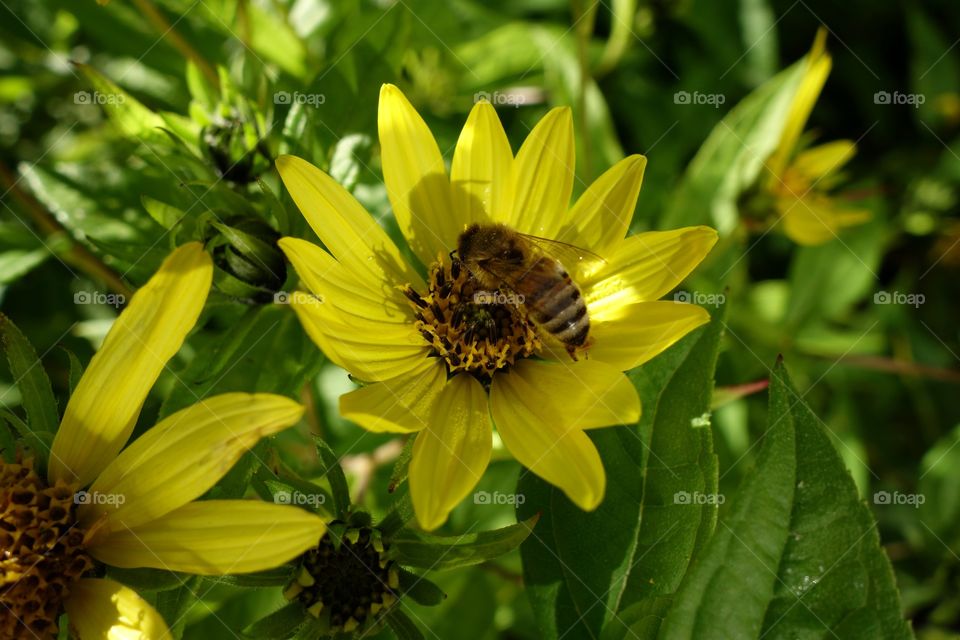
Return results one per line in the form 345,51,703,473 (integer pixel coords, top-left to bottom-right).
0,161,133,297
131,0,219,87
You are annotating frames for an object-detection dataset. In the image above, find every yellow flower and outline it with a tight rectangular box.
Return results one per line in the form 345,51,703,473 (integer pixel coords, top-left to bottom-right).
2,243,325,640
276,84,717,530
765,29,870,245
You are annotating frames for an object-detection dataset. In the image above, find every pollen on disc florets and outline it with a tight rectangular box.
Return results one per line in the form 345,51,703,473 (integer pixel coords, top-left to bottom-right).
402,258,541,377
0,459,95,639
284,526,399,633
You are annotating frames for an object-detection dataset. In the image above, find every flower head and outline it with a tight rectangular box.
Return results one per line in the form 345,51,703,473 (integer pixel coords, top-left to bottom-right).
277,85,717,530
765,29,870,245
2,243,325,639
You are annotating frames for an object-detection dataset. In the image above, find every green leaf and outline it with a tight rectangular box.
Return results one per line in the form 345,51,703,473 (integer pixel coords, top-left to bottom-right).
0,313,58,468
520,303,725,639
141,196,186,230
661,58,807,233
312,436,351,518
0,248,49,284
392,514,540,571
658,361,912,639
0,415,16,463
386,609,426,640
104,567,186,592
242,602,306,640
205,566,295,588
398,568,446,606
76,64,167,144
60,347,84,396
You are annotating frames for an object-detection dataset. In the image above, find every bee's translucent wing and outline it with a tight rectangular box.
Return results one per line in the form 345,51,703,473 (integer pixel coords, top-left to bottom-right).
516,232,606,269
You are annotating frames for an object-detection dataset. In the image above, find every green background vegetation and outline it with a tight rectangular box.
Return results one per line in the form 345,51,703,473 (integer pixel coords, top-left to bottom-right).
1,0,958,637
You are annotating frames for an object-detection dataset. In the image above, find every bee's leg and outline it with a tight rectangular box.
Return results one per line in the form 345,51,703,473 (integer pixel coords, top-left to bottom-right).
565,343,580,361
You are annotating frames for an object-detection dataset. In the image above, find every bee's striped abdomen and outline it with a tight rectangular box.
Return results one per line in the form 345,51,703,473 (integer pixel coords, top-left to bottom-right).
520,260,590,349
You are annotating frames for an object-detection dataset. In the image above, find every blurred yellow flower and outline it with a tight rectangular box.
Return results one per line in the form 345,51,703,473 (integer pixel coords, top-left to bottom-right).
277,84,717,530
765,29,870,245
1,243,325,640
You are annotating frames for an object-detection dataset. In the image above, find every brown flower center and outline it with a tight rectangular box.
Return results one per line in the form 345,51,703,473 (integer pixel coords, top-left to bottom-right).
285,526,398,633
402,258,541,377
0,460,95,639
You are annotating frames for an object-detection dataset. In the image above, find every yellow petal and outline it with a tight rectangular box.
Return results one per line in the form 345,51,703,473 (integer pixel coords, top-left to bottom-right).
491,372,605,511
779,194,870,246
582,226,718,323
451,100,513,225
789,140,856,182
506,360,639,430
340,358,446,433
409,374,492,530
378,84,456,265
560,155,646,254
508,107,575,237
87,501,326,575
275,155,422,289
278,237,411,322
289,291,428,382
82,394,304,536
49,242,212,487
65,578,171,640
767,28,831,177
587,300,711,371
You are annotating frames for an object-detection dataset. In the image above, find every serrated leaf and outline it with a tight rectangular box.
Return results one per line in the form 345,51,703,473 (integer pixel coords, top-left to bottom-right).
519,303,725,639
658,361,912,640
392,514,539,571
0,314,59,469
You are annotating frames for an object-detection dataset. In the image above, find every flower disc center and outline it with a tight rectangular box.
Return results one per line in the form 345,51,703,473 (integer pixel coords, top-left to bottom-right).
403,258,541,376
0,460,94,639
286,526,398,633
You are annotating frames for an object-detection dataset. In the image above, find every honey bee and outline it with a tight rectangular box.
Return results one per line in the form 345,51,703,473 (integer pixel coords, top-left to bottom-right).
456,222,597,360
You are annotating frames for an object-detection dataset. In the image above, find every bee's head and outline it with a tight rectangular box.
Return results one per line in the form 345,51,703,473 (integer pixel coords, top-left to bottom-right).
457,223,511,263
